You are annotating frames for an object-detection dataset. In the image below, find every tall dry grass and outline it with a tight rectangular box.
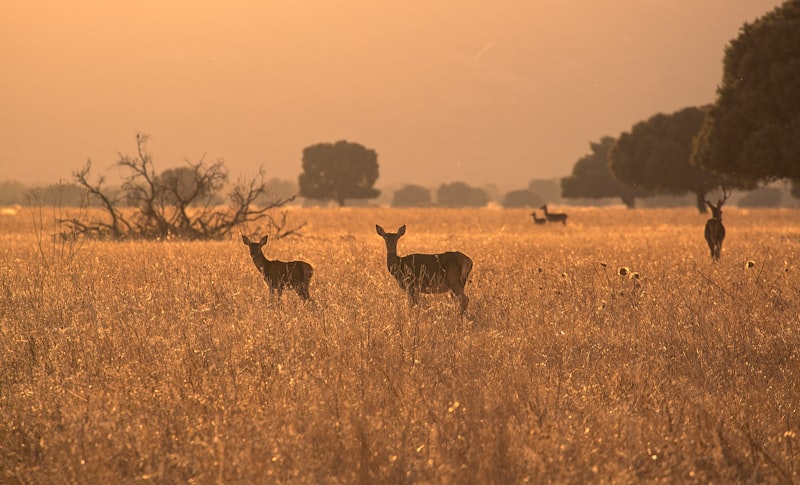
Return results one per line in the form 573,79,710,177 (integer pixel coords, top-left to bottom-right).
0,206,798,483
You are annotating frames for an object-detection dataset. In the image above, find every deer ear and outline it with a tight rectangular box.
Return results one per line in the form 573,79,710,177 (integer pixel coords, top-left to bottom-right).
376,224,385,236
242,235,250,245
397,225,406,236
259,235,268,246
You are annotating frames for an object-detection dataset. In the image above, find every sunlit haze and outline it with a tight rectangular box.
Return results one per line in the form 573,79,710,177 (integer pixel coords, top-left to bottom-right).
0,0,784,190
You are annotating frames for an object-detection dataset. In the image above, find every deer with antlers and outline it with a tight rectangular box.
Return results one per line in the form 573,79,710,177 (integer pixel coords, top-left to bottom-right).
376,224,473,315
704,189,730,261
242,234,313,301
540,204,568,225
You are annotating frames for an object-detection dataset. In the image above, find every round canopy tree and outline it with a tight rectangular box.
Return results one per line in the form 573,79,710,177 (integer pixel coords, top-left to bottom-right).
392,184,432,207
561,136,647,209
609,106,725,213
692,1,800,185
502,189,543,208
436,181,489,208
298,140,380,206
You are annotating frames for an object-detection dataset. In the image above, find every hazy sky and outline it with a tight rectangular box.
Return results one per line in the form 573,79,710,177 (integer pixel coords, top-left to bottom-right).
0,0,785,189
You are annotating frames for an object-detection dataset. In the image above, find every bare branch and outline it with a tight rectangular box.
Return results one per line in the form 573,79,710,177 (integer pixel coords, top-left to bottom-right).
60,134,305,241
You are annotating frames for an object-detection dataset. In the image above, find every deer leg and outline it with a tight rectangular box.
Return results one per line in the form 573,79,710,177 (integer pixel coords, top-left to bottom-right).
406,287,420,307
457,292,469,314
297,283,311,301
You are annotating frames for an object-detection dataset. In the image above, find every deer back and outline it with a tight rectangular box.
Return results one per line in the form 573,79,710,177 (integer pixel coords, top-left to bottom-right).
704,219,725,244
393,251,472,294
262,259,313,288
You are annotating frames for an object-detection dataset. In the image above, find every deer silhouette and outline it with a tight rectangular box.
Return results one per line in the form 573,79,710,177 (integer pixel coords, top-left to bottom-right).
540,204,567,225
376,224,473,314
242,235,313,301
531,211,547,225
704,189,730,261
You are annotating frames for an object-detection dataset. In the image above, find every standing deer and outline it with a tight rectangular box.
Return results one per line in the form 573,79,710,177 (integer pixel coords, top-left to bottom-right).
531,211,547,225
540,204,568,225
376,224,473,314
704,189,730,261
242,235,313,301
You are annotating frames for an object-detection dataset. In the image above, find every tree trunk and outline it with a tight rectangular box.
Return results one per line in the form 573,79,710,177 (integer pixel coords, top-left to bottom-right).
695,191,708,214
620,194,636,209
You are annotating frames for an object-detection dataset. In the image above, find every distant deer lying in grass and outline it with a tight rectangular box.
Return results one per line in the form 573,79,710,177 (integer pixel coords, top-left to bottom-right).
531,211,547,225
540,204,568,225
376,224,473,315
242,235,313,301
704,189,730,261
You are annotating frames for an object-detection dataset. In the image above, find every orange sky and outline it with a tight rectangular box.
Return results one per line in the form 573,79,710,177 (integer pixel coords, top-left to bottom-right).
0,0,785,190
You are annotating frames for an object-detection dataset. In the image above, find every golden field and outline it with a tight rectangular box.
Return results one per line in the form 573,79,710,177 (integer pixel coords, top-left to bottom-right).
1,206,798,483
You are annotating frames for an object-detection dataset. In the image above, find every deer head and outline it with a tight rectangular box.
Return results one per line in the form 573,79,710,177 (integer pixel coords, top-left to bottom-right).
704,188,730,220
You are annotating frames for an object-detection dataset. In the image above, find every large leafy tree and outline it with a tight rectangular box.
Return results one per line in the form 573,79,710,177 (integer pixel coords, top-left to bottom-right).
561,136,646,208
298,140,380,206
692,1,800,184
609,106,725,213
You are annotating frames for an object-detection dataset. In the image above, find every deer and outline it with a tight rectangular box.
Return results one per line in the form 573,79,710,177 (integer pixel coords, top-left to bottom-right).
540,204,567,225
704,189,730,261
376,224,473,315
531,211,547,225
242,234,313,301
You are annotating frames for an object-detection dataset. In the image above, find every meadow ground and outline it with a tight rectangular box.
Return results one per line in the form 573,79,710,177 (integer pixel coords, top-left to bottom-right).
0,206,798,483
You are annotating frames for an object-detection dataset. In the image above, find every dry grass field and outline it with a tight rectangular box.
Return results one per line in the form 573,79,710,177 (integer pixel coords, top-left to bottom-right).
1,206,798,483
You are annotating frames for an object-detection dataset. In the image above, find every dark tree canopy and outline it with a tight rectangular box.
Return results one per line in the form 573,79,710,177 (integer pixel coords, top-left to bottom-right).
298,140,380,206
436,182,489,208
561,136,646,208
527,179,561,203
156,165,224,207
392,184,432,207
502,189,543,208
609,106,726,213
692,1,800,184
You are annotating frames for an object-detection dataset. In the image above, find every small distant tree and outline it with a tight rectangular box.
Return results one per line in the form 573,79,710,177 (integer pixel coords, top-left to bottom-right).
39,183,86,206
264,178,298,201
561,136,646,208
392,184,432,207
298,140,380,206
0,180,29,205
155,166,224,207
437,182,489,208
63,133,302,240
502,189,543,208
528,179,561,203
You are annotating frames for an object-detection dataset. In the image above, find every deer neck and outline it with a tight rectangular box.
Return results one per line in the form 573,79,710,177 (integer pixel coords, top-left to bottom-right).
251,250,270,271
384,247,401,269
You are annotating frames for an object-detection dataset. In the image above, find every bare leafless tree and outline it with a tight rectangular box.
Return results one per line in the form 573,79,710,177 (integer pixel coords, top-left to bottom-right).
61,133,304,240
